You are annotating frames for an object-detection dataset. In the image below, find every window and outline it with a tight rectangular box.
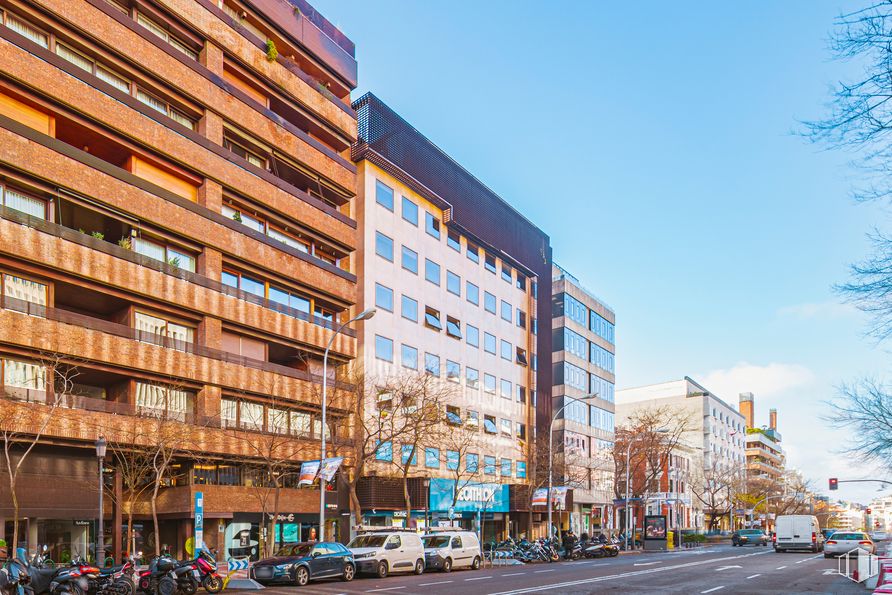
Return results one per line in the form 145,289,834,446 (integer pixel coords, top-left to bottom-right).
516,347,528,366
401,344,418,369
484,455,497,475
446,360,460,382
484,292,496,314
2,274,47,313
517,309,527,329
425,211,440,239
291,411,310,437
563,328,588,360
484,333,496,354
590,342,616,373
401,196,418,225
563,293,588,326
401,445,417,466
562,361,588,391
425,258,440,285
484,253,497,274
500,379,512,399
425,447,440,469
267,227,310,254
446,406,462,426
223,204,264,233
501,264,512,283
467,411,479,427
375,283,393,311
501,457,512,476
135,382,192,421
223,132,267,167
466,367,479,388
501,300,512,322
424,307,443,331
517,385,526,403
425,352,440,376
375,231,394,261
447,230,461,251
1,187,47,220
484,374,496,394
591,406,615,432
375,179,394,210
446,316,462,339
451,536,463,549
220,398,238,429
590,310,616,343
136,88,196,129
500,339,512,360
401,295,418,322
447,271,461,296
375,335,393,362
401,246,418,274
5,12,48,48
466,324,480,347
446,450,460,470
134,311,194,347
134,237,196,271
2,358,46,398
516,461,527,479
466,453,479,472
238,401,264,431
466,282,479,305
516,422,527,441
136,12,198,60
467,242,480,263
517,273,527,291
375,441,393,461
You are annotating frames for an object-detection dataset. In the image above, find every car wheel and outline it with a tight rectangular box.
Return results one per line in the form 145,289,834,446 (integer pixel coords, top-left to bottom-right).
376,561,389,579
442,558,452,573
294,566,309,587
471,556,481,570
342,563,355,582
824,553,832,558
414,559,424,575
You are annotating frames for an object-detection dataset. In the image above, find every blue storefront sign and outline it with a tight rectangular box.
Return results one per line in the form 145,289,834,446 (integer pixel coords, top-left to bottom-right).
429,479,509,513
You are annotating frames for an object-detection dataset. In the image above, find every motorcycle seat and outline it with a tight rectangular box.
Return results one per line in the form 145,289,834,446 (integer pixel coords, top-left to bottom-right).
99,565,127,575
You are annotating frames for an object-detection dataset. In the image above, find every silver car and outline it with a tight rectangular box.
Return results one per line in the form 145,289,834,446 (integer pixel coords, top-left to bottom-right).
824,532,876,557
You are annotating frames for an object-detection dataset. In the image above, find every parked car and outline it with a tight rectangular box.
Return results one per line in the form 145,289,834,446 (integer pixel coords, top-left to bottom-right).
774,515,824,553
872,530,888,542
249,542,355,586
824,532,876,558
731,529,769,547
821,528,836,541
421,530,482,572
347,530,425,578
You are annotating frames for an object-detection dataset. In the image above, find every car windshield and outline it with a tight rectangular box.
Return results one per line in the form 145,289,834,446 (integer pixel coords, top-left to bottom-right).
740,530,763,535
834,533,868,540
423,536,450,548
348,535,388,548
274,544,312,557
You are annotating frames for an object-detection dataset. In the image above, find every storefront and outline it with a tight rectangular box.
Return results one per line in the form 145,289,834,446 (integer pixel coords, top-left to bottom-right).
427,479,511,543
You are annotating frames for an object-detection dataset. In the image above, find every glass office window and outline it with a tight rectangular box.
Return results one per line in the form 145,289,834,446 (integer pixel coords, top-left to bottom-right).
466,324,480,347
425,211,440,239
467,282,479,305
401,344,418,369
375,179,394,210
401,295,418,322
425,259,441,285
375,283,394,311
484,292,496,313
402,196,419,225
401,246,418,274
447,271,461,296
375,232,393,261
375,335,393,362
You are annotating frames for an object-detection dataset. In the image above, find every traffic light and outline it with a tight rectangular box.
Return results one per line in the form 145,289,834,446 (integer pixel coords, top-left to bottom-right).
867,508,872,514
829,478,838,491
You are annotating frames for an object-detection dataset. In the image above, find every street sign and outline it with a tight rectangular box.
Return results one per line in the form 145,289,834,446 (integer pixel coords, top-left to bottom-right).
194,491,204,553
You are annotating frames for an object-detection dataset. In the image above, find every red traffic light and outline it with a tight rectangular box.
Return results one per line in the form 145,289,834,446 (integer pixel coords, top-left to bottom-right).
867,508,872,514
829,478,838,491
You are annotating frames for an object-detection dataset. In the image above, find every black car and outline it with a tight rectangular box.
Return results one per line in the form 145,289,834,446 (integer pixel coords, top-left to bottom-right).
732,529,769,547
249,542,355,587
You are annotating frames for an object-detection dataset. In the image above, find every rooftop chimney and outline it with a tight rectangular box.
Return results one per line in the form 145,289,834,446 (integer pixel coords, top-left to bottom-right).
739,392,754,429
769,408,777,430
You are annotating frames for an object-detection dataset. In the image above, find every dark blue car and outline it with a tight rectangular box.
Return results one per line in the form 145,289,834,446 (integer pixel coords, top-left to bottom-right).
250,542,355,587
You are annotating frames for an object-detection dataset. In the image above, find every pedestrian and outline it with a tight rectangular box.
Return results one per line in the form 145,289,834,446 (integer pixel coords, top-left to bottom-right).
599,532,607,544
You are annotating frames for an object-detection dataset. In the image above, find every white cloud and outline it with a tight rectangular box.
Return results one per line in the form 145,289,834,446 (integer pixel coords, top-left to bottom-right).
698,361,815,400
777,300,858,320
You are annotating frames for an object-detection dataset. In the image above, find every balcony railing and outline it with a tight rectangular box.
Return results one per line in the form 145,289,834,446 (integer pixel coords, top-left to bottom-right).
0,295,335,385
0,205,353,336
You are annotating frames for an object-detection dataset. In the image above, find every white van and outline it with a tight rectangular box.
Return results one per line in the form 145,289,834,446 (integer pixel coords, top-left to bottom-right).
774,515,824,552
422,530,482,572
347,529,425,578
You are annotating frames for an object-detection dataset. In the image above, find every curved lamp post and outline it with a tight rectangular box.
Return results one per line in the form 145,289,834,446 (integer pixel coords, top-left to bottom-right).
318,308,375,541
547,393,599,538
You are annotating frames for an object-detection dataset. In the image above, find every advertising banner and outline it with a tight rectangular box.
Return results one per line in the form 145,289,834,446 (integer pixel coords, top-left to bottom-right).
644,515,667,540
318,457,344,482
531,487,569,508
298,460,320,486
531,487,549,507
429,479,509,512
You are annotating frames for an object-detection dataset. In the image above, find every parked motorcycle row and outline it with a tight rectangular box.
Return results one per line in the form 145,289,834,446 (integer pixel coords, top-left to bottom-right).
0,548,223,595
486,534,620,563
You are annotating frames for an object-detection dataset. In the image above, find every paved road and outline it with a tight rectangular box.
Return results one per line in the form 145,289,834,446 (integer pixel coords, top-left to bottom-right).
258,544,868,594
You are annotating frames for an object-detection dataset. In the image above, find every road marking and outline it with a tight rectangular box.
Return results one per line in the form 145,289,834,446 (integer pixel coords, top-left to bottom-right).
715,565,741,571
466,576,492,581
776,566,787,570
533,569,555,573
501,572,525,576
633,561,661,566
701,588,725,594
365,588,406,593
418,581,453,586
486,550,773,595
746,574,761,579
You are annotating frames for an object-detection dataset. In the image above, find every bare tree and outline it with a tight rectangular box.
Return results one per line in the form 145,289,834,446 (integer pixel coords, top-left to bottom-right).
441,422,483,511
0,351,82,553
827,379,892,463
690,458,744,532
107,430,155,558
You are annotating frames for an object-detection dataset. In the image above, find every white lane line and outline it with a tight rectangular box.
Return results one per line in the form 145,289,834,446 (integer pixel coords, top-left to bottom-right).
633,561,661,566
701,588,724,594
366,588,406,593
746,574,761,579
776,566,787,570
533,569,555,573
466,576,492,581
501,572,525,576
418,581,453,586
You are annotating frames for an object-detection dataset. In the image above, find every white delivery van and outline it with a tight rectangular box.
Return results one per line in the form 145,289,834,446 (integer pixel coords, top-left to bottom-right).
347,529,426,578
774,515,824,553
422,530,482,572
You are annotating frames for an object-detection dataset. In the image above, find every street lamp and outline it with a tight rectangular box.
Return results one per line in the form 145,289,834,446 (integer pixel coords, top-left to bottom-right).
624,428,669,551
548,392,599,539
319,307,375,541
95,436,107,565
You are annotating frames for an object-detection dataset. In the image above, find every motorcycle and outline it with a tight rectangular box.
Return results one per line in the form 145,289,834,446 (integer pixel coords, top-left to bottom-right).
192,551,221,594
86,559,135,595
135,557,177,595
0,557,30,595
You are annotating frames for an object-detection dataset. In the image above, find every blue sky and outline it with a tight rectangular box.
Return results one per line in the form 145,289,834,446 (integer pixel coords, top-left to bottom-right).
314,0,890,503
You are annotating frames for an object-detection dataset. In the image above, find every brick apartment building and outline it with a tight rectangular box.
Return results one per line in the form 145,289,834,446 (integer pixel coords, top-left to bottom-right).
0,0,360,561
